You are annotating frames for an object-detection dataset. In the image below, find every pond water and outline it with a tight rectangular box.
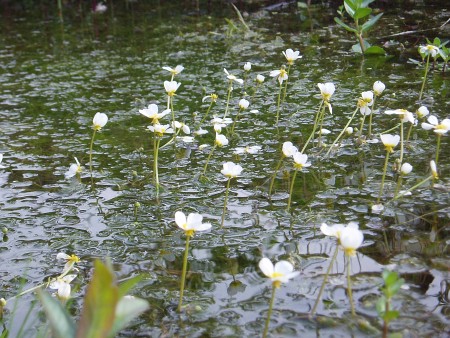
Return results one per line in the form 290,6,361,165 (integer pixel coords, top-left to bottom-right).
0,1,449,337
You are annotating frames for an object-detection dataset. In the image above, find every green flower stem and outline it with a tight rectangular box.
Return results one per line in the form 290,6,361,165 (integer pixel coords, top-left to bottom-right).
368,96,377,138
268,154,285,196
326,107,359,157
223,81,233,119
287,169,298,211
251,83,261,101
231,108,243,134
262,283,277,338
310,244,339,317
435,134,442,164
221,178,232,228
419,53,431,101
317,104,329,147
202,143,217,176
399,120,404,166
178,234,191,312
405,121,414,143
301,101,324,153
275,80,283,125
381,123,401,135
377,151,391,204
154,137,161,194
199,101,215,126
346,255,356,317
89,129,97,186
390,175,433,202
281,64,292,103
170,96,175,128
358,111,367,139
382,300,390,338
394,174,403,198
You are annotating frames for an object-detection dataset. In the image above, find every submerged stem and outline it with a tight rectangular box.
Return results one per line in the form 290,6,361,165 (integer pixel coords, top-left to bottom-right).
89,129,97,187
287,169,298,211
346,255,356,316
377,151,391,204
301,101,324,153
275,80,283,125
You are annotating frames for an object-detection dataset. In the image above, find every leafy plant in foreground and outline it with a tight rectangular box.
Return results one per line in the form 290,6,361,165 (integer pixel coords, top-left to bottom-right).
334,0,384,55
38,259,148,338
376,270,404,338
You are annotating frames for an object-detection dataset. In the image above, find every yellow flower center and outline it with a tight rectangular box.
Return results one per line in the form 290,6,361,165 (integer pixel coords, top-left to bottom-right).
185,230,195,237
68,254,80,263
272,280,282,289
384,145,394,153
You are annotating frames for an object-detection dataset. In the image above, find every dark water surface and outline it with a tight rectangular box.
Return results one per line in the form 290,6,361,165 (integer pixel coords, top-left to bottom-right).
0,1,449,337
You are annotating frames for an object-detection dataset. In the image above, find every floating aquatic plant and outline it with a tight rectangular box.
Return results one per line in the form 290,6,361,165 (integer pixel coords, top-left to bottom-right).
223,68,243,119
269,65,288,124
368,80,385,138
231,98,249,133
421,115,450,164
418,44,440,100
281,48,301,103
65,157,82,179
199,93,218,126
384,109,415,167
269,141,298,196
89,112,108,186
202,133,229,176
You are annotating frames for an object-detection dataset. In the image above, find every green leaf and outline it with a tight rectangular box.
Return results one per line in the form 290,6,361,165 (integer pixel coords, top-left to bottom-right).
297,2,309,9
433,37,441,46
388,332,403,338
352,40,370,54
118,275,145,299
108,296,149,337
354,8,372,20
37,289,76,338
361,13,383,32
384,310,400,321
375,297,386,315
344,0,356,18
361,0,376,7
383,270,397,285
334,17,358,33
76,260,119,338
364,45,385,55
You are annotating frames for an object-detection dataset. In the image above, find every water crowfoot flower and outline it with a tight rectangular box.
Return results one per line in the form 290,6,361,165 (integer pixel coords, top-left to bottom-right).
90,112,108,186
368,81,385,137
56,252,80,275
220,162,243,228
287,152,311,210
233,145,261,155
385,109,415,166
357,91,374,138
139,104,171,124
281,49,301,103
231,98,249,133
65,157,82,179
175,211,211,312
259,257,299,338
269,142,298,196
162,65,184,80
202,133,229,176
418,45,439,100
199,93,218,125
164,80,181,122
422,115,450,163
373,134,400,212
395,162,412,197
302,82,335,152
270,65,288,124
223,69,243,119
49,274,77,302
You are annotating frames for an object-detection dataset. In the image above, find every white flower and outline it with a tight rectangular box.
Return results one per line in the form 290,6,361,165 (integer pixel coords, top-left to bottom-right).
0,154,5,169
282,48,302,65
233,145,262,155
224,68,244,84
94,3,107,13
292,152,311,170
139,104,171,123
430,160,438,179
320,222,359,240
175,211,211,235
198,144,209,151
65,157,82,179
202,93,218,103
270,67,288,85
400,163,413,175
178,136,195,143
194,128,208,136
49,275,77,300
92,112,108,131
221,162,243,178
244,62,251,71
358,91,374,115
419,45,439,58
164,80,181,96
259,258,299,287
238,99,249,110
371,204,384,213
215,133,229,147
346,127,354,135
416,106,429,119
162,65,184,76
211,116,233,125
171,121,190,134
317,82,335,102
380,134,400,152
421,115,450,135
56,253,80,274
340,226,364,256
318,128,331,135
385,109,415,124
373,81,385,96
282,141,298,157
147,123,174,137
256,74,265,84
